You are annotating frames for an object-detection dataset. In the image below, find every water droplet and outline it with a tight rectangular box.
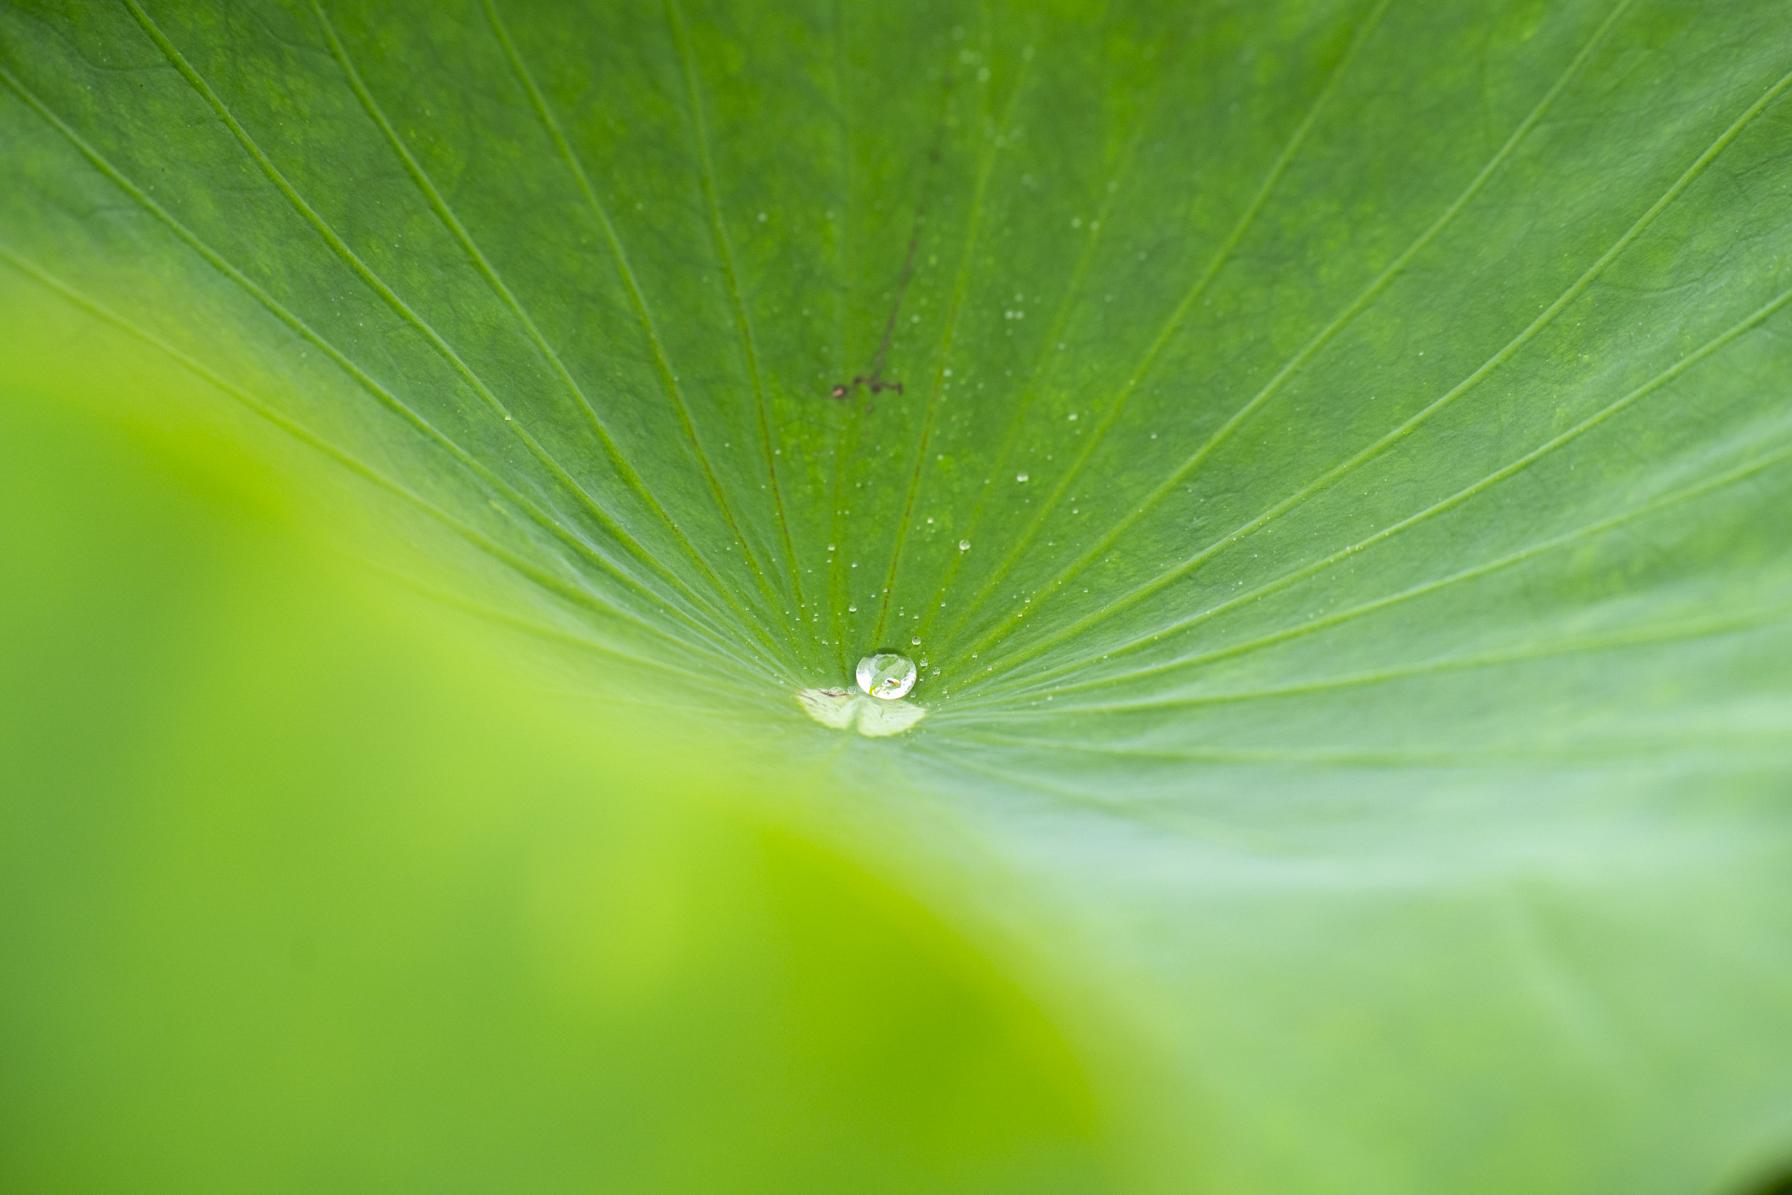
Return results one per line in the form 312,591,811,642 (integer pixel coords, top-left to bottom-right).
910,636,922,646
855,651,917,700
797,685,923,736
1015,472,1029,483
958,539,971,552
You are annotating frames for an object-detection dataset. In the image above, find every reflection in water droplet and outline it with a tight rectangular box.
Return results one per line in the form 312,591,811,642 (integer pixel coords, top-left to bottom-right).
796,685,924,736
855,651,918,700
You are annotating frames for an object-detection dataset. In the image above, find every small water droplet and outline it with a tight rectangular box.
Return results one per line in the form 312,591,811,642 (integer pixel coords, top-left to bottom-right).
910,636,922,646
855,651,917,700
958,539,971,552
1015,472,1029,483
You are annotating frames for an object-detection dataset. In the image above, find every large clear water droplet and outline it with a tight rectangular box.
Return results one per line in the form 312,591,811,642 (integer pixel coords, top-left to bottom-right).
855,651,917,700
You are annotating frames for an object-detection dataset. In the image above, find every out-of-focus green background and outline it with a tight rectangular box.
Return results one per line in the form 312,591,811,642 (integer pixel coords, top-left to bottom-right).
0,324,1150,1192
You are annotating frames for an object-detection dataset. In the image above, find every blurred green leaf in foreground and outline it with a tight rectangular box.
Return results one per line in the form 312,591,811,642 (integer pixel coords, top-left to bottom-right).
0,346,1148,1193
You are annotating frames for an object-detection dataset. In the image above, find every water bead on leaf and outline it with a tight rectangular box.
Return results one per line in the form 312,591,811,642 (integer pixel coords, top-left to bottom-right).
855,651,917,700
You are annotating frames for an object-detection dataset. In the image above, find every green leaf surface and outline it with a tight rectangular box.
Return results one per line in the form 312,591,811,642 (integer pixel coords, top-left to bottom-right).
5,0,1792,1190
